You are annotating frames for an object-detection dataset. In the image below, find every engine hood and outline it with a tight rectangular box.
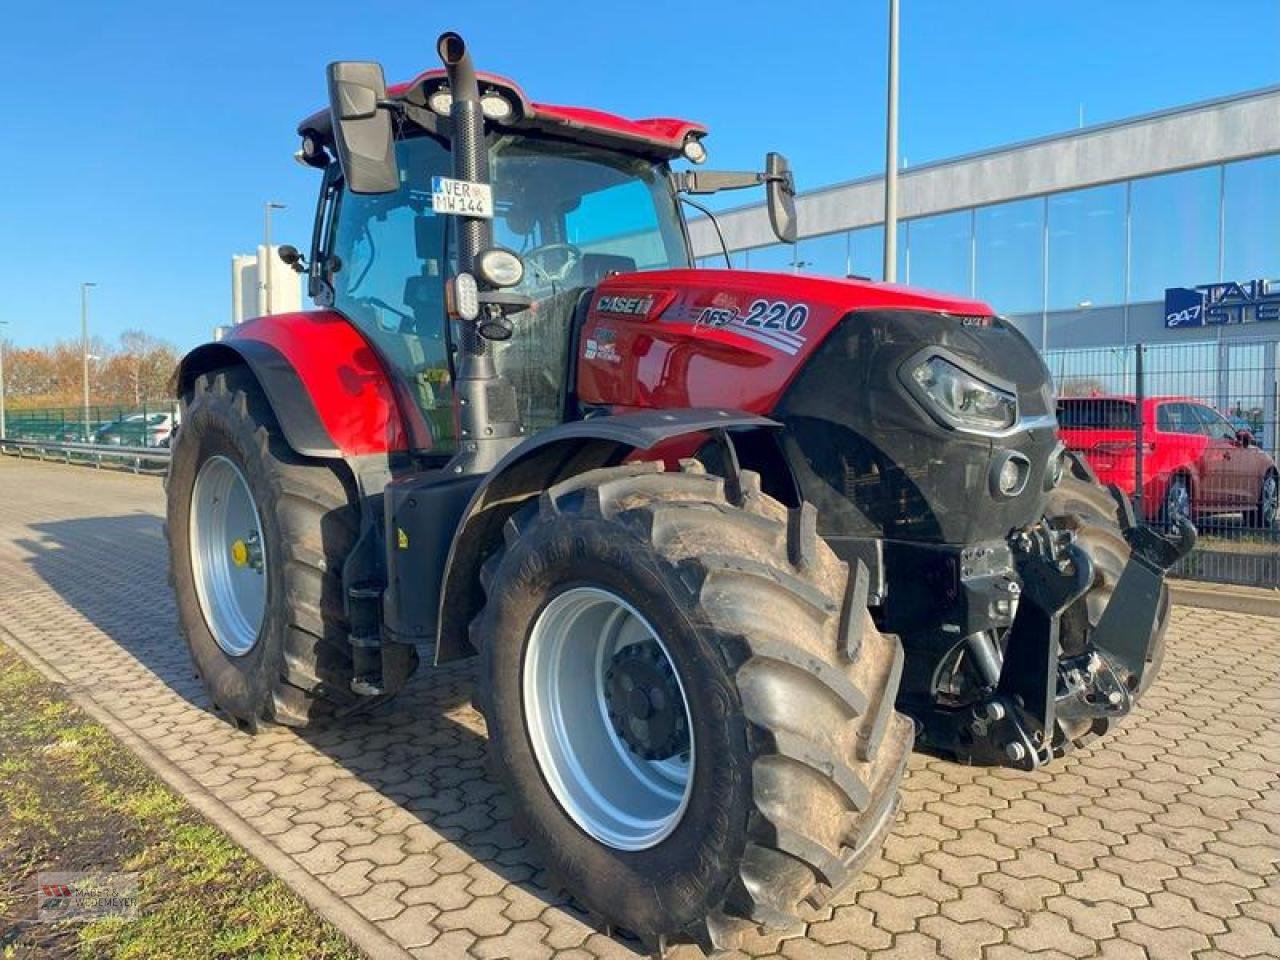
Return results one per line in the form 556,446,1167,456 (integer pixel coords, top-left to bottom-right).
576,267,995,414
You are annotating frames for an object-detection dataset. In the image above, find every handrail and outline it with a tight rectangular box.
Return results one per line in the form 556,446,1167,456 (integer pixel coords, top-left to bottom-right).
0,437,170,475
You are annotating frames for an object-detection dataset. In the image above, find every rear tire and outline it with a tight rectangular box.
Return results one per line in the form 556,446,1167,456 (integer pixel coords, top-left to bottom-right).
475,460,912,952
166,367,364,730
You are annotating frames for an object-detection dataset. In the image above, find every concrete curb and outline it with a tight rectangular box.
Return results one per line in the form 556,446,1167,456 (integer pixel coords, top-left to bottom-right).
1170,579,1280,618
0,624,415,960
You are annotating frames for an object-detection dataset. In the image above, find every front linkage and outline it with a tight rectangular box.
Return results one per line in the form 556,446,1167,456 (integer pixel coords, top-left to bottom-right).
925,494,1195,771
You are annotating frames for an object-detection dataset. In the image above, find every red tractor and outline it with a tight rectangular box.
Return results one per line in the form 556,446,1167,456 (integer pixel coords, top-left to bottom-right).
166,33,1192,952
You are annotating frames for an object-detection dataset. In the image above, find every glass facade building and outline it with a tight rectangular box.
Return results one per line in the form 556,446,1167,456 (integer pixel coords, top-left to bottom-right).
701,154,1280,348
691,86,1280,351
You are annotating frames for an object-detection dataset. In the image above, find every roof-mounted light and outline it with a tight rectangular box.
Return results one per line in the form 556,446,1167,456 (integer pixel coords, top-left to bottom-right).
427,88,454,116
481,92,514,122
682,137,707,164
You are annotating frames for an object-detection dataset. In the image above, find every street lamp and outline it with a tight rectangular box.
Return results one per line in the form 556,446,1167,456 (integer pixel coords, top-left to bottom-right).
263,201,287,315
882,0,900,282
81,282,97,441
0,319,7,441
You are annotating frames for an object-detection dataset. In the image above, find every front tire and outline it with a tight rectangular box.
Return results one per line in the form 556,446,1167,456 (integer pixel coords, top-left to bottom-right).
166,368,364,730
476,461,912,952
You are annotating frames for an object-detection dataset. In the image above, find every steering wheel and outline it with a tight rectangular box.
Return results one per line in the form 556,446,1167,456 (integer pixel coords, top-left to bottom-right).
358,296,416,332
524,243,583,285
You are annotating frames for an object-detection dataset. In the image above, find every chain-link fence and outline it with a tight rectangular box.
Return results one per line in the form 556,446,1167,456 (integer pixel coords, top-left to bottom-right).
1048,338,1280,588
3,401,180,447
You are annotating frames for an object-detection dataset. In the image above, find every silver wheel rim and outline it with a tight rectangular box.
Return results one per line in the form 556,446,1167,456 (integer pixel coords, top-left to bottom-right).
1167,480,1191,522
1263,475,1278,526
523,587,695,851
189,455,268,657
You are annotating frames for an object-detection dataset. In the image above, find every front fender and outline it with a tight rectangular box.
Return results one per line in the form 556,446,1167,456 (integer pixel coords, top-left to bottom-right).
431,408,778,663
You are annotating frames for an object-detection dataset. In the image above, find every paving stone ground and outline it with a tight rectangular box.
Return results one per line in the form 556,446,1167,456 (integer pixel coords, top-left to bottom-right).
0,455,1277,960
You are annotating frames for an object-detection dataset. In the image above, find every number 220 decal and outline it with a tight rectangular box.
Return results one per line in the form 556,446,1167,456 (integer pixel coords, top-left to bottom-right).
695,299,811,355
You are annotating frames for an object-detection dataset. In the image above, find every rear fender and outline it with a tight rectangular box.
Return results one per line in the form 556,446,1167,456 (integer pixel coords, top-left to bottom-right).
174,311,413,458
432,408,778,663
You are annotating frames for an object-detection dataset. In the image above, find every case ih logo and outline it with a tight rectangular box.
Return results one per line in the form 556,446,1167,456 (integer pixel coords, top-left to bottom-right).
1165,279,1280,328
595,295,655,316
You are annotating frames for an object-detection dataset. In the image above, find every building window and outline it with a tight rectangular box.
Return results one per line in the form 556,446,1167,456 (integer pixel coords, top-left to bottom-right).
1129,166,1220,302
798,231,849,276
744,243,800,272
1223,156,1280,282
975,197,1045,315
1047,183,1127,311
850,225,885,280
904,210,973,296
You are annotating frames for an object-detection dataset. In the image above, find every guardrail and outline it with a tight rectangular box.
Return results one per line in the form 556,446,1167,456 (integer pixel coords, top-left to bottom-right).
0,438,170,475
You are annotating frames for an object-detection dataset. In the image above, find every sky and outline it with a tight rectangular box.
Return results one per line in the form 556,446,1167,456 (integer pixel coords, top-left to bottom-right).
1,0,1277,352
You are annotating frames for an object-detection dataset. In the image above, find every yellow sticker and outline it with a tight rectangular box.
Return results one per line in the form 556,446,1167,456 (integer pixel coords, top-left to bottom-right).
397,527,409,550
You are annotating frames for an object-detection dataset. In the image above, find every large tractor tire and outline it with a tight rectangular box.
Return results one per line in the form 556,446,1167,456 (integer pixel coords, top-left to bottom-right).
166,368,364,731
1048,466,1172,744
475,460,913,952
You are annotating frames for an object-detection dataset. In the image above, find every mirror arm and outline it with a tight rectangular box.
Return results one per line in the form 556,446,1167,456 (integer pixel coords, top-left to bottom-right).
674,170,766,195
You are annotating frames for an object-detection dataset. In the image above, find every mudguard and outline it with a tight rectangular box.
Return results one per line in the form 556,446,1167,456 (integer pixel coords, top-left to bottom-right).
174,311,412,458
423,408,778,663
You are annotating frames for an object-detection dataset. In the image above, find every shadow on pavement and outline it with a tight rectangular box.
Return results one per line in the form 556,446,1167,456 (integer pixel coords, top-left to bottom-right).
15,512,609,949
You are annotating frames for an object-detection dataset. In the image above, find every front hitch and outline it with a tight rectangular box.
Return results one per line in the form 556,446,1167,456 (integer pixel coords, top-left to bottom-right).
969,503,1194,771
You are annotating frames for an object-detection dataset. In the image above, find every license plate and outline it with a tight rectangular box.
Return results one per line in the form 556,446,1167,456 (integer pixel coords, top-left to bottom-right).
431,176,493,218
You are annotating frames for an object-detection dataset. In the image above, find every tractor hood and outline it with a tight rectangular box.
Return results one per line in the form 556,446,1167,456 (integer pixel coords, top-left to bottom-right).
576,267,996,413
577,267,1059,547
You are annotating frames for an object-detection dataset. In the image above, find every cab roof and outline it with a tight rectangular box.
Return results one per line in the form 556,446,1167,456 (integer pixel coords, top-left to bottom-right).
299,67,707,162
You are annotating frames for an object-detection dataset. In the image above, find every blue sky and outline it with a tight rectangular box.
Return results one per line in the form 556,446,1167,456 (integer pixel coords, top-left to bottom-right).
1,0,1277,351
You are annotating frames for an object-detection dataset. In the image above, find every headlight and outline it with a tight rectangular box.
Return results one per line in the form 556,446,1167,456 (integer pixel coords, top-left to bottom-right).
909,355,1017,432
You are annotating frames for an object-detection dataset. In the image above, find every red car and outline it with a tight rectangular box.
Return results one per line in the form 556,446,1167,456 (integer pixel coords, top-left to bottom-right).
1057,395,1278,528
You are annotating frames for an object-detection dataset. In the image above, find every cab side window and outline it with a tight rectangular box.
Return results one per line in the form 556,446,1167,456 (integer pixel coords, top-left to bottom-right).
328,136,457,453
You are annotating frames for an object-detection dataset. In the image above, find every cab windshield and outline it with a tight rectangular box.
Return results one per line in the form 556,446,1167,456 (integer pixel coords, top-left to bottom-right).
328,133,687,453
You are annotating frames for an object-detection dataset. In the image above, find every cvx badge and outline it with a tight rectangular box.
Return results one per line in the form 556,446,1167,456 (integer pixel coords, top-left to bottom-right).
694,299,811,356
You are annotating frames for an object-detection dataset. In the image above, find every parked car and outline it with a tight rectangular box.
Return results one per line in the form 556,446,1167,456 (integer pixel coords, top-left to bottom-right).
1057,395,1278,528
94,411,179,448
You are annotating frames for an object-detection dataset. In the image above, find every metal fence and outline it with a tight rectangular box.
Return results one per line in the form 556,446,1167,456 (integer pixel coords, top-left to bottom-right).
1047,337,1280,589
3,401,180,447
0,438,170,475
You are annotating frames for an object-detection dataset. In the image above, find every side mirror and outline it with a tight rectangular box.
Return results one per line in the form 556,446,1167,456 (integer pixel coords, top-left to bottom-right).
1237,429,1254,447
277,244,307,274
326,62,399,195
765,152,797,245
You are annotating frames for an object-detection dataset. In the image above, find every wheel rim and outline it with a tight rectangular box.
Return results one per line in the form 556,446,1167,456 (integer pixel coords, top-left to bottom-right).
1166,479,1190,523
189,455,268,657
1263,475,1278,526
523,587,695,851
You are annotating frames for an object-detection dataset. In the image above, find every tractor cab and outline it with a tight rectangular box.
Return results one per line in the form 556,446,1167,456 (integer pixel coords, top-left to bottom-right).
293,53,795,460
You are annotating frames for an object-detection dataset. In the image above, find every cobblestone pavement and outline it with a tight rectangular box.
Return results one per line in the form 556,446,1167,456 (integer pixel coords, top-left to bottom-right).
1,457,1277,960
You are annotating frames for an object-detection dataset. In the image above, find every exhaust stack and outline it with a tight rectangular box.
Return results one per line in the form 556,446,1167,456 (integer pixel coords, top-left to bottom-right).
435,32,523,474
